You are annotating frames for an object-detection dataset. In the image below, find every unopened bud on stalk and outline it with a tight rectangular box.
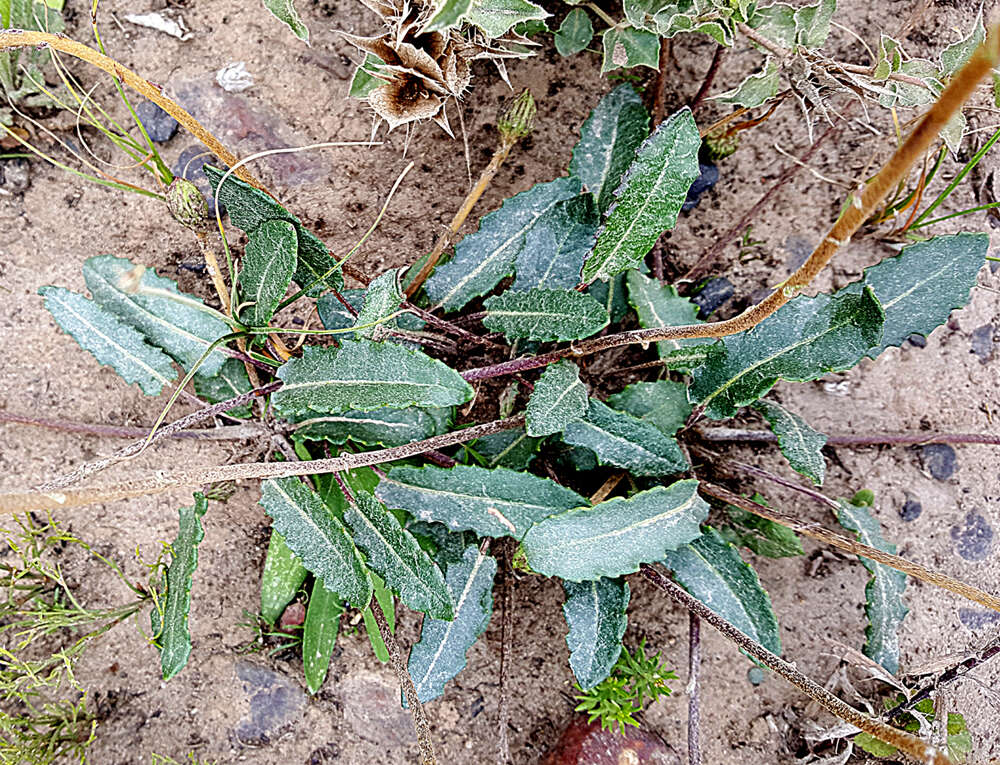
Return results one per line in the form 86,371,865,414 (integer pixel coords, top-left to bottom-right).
166,177,209,231
498,89,536,143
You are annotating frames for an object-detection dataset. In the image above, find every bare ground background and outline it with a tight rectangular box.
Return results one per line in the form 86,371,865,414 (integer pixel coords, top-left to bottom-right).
1,0,999,762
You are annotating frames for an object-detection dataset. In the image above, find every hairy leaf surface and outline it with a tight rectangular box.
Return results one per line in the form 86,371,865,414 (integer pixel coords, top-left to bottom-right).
601,25,660,72
752,399,827,485
563,577,629,690
513,195,599,291
606,380,691,436
522,481,709,581
662,526,782,656
626,270,709,363
462,0,548,37
464,428,541,470
263,0,309,40
569,84,649,214
354,267,404,338
240,220,297,327
721,496,803,559
39,286,177,395
408,545,496,702
292,406,447,447
583,109,700,283
192,358,253,417
689,288,884,419
377,464,586,538
259,478,373,608
303,580,343,693
562,400,688,476
526,360,589,437
273,341,472,417
555,8,594,56
483,287,609,341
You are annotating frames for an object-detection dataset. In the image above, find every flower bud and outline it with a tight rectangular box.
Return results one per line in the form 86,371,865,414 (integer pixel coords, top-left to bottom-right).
167,177,210,231
498,89,536,143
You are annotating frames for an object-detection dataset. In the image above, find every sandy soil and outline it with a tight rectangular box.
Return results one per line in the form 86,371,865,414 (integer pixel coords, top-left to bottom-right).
1,0,998,762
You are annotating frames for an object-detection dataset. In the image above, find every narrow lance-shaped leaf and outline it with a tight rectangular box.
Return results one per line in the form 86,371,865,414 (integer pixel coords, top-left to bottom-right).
259,478,373,608
83,255,229,377
562,577,629,690
272,340,473,418
562,399,688,476
526,360,589,437
408,545,496,703
151,493,208,681
425,176,581,312
378,464,587,539
513,194,599,291
835,496,908,675
303,580,343,694
362,572,396,663
263,0,309,41
605,380,691,437
569,84,650,215
721,495,804,559
522,480,709,581
662,526,782,657
292,406,447,448
583,108,701,283
483,287,609,342
353,267,404,338
260,528,308,625
344,490,454,620
39,286,177,396
752,399,827,486
239,219,297,327
626,270,709,365
689,288,885,420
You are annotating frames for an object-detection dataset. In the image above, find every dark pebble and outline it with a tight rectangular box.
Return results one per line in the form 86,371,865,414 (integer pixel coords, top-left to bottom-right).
233,660,306,745
899,497,923,522
682,162,718,212
949,510,994,562
172,145,225,216
959,607,1000,630
135,100,179,143
970,324,995,364
784,235,814,272
692,276,735,318
920,443,957,481
0,157,31,194
990,258,1000,273
907,333,927,348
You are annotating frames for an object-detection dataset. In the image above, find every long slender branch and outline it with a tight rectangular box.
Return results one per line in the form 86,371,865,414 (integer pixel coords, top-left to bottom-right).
699,481,1000,613
638,564,951,765
0,30,264,191
0,410,263,441
687,612,702,765
696,427,1000,446
369,595,438,765
5,415,526,512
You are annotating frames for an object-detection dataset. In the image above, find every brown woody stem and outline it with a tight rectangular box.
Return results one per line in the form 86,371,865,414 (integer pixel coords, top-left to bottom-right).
696,427,1000,447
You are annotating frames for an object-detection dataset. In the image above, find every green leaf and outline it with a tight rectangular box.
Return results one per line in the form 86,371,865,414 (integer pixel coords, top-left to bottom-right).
562,399,688,476
605,380,691,437
464,428,541,470
239,220,297,327
513,194,599,291
601,25,660,73
721,496,803,558
660,345,713,369
349,54,384,99
259,478,373,609
303,579,343,694
82,255,229,377
192,358,253,417
377,464,587,539
941,11,985,76
526,360,589,437
407,521,480,570
344,490,454,620
425,177,581,312
562,577,629,690
583,109,701,283
408,545,496,703
292,406,447,448
569,84,650,215
205,166,343,295
39,286,177,396
834,497,908,674
483,287,609,341
362,572,395,663
262,0,308,40
353,268,404,339
423,0,475,32
272,340,473,417
689,288,885,419
747,0,835,48
841,233,988,358
523,481,709,581
316,289,363,330
854,732,899,757
462,0,549,38
151,493,208,681
662,526,782,657
625,270,709,363
714,58,780,108
260,528,308,625
752,399,827,485
587,272,631,324
555,8,594,56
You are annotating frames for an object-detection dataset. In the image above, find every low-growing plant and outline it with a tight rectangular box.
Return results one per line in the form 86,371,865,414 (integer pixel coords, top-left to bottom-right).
1,6,999,765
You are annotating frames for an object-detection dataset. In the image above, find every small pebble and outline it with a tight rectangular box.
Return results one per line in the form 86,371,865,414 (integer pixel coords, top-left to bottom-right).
899,497,923,522
784,235,814,272
543,715,680,765
958,607,1000,630
692,276,735,318
233,660,307,745
682,162,718,212
970,323,995,364
217,61,254,93
907,333,927,348
920,443,957,481
0,157,31,194
950,510,994,562
172,145,225,216
747,666,765,686
135,100,179,143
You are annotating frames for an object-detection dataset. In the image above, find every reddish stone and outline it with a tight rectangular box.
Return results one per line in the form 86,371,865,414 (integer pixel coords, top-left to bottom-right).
543,715,680,765
279,601,306,631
